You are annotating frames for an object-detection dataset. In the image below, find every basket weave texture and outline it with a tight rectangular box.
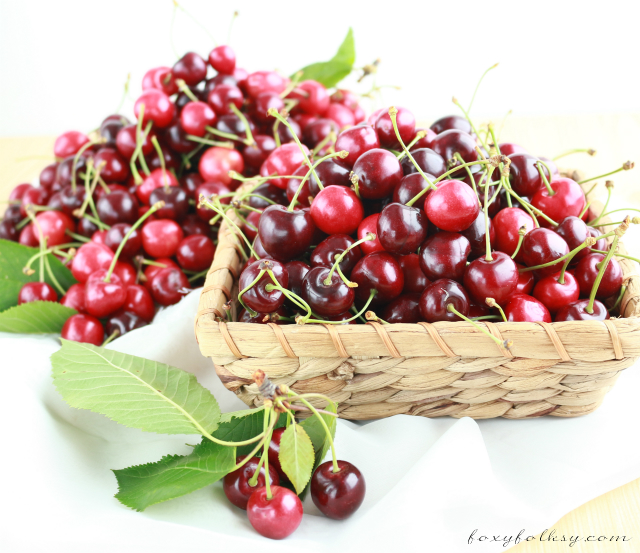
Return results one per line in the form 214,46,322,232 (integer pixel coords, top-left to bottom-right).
195,172,640,419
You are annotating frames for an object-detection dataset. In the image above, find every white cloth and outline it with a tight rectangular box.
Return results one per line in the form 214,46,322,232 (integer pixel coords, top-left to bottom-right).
3,230,640,553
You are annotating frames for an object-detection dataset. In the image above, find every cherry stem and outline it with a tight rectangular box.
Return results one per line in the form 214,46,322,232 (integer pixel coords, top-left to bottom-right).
590,208,640,223
188,133,236,149
114,73,131,116
104,201,164,283
588,184,614,227
272,119,282,148
43,254,66,296
552,148,596,161
507,187,558,227
484,166,495,261
365,311,389,324
609,285,627,314
299,289,377,325
150,136,171,188
350,173,361,198
578,161,635,185
130,115,153,185
587,230,624,314
71,138,101,193
81,212,110,231
200,197,255,259
280,71,303,98
495,109,513,145
102,330,119,346
584,182,599,198
485,298,507,322
247,407,272,488
535,161,555,196
446,304,513,350
311,131,337,157
323,233,375,285
24,208,46,283
175,79,199,102
268,109,322,186
396,131,426,161
65,230,90,243
454,152,479,200
467,63,499,115
287,151,348,211
579,201,592,219
265,269,312,319
237,268,266,316
229,103,255,146
263,408,276,500
511,226,527,259
452,97,488,151
470,315,501,321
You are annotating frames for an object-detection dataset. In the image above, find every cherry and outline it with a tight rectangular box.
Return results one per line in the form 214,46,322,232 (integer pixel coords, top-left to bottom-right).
499,143,527,156
54,131,90,159
244,71,288,98
311,234,362,274
516,263,536,295
374,107,416,149
493,207,535,259
243,135,278,173
96,190,139,225
419,232,470,282
142,219,184,258
258,205,315,262
61,313,104,346
460,210,496,260
508,153,549,196
377,203,428,255
555,216,602,263
238,260,289,313
149,185,189,221
0,220,19,241
285,168,312,207
419,278,470,322
199,146,244,186
400,148,446,181
289,80,330,115
39,163,60,190
392,172,434,211
521,228,570,278
176,234,215,271
19,224,39,247
180,213,211,238
9,183,34,203
85,269,126,318
531,177,586,227
180,173,204,199
397,253,430,294
216,113,257,145
195,181,232,220
149,267,190,306
533,271,580,315
504,295,552,322
93,147,130,183
142,258,179,290
307,157,352,196
260,143,309,189
325,103,356,128
310,185,364,235
3,204,23,225
123,284,155,322
430,115,472,135
464,251,519,306
142,66,178,96
274,117,302,144
555,299,610,321
105,310,148,337
249,92,284,124
431,130,478,171
71,242,114,283
301,266,354,316
172,52,207,86
116,124,154,159
208,45,236,74
147,143,180,171
424,180,480,232
301,118,337,150
19,187,50,218
575,253,623,299
207,84,243,116
331,89,360,110
310,460,366,520
247,485,303,540
33,210,75,247
241,210,261,242
352,148,403,200
91,229,109,245
179,101,216,137
134,89,175,128
381,293,421,323
223,455,281,511
239,307,289,324
113,261,136,288
267,427,286,478
351,252,404,305
104,223,142,260
357,214,385,255
60,283,86,312
18,282,58,305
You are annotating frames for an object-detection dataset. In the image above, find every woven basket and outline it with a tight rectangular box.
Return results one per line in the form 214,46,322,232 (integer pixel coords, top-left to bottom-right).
195,171,640,420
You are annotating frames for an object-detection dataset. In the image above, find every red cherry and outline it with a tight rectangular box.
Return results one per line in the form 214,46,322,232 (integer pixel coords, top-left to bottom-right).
463,251,519,306
113,261,136,287
195,181,232,220
504,294,552,322
176,234,215,271
207,84,244,116
258,205,316,262
419,278,470,322
575,253,623,299
374,107,416,149
334,123,379,167
521,228,570,278
61,314,104,346
134,89,175,128
34,211,75,247
116,125,154,159
357,214,385,255
142,66,178,96
259,144,309,189
40,163,59,190
493,207,535,259
531,177,586,228
238,260,289,313
515,263,536,295
377,203,428,255
142,219,184,258
555,299,610,321
289,80,330,115
301,266,355,316
149,267,190,306
143,258,180,291
411,128,436,150
243,135,277,172
267,427,287,478
199,146,244,186
179,101,216,137
307,157,352,197
351,252,404,305
419,231,470,282
310,185,364,235
555,216,603,263
310,460,366,520
172,52,207,86
246,486,303,540
19,187,50,218
381,293,422,323
325,103,355,128
123,284,155,322
244,71,288,98
71,242,114,283
208,45,236,74
9,183,34,203
424,180,480,232
85,270,126,318
60,283,86,313
398,253,430,294
54,131,90,159
352,148,403,200
105,310,148,337
19,224,38,247
224,456,281,510
431,130,478,172
499,143,527,156
136,169,179,205
533,272,580,315
18,282,58,305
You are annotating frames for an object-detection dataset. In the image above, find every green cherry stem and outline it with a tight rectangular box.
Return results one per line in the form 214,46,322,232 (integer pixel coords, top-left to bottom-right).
187,133,236,149
229,103,255,146
557,237,597,284
175,79,199,102
43,254,66,296
590,248,640,263
519,234,611,274
452,97,488,151
485,298,507,322
552,148,596,161
247,407,273,487
396,131,427,161
237,268,266,316
199,197,255,259
588,182,614,226
511,226,527,259
578,161,635,185
323,233,375,285
446,304,513,350
579,201,592,219
609,285,627,314
150,136,171,188
484,166,496,261
265,269,312,319
298,289,377,325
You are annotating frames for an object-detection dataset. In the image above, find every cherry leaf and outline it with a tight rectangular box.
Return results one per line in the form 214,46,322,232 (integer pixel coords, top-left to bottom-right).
278,424,315,494
0,301,76,333
0,280,23,312
294,28,355,88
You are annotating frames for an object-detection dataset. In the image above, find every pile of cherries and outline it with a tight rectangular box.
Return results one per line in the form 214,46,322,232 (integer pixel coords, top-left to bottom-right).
0,44,366,346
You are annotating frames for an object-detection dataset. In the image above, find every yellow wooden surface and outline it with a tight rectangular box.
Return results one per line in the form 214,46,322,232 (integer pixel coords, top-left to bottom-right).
1,116,639,550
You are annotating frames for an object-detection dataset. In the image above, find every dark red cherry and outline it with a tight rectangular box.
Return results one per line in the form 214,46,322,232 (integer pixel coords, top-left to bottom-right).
149,186,189,221
85,270,126,318
393,172,436,210
258,205,316,262
208,45,236,74
246,486,303,540
243,135,278,173
173,52,207,86
311,234,362,275
223,455,281,511
307,157,352,197
301,118,338,152
61,313,104,346
116,124,155,159
463,251,519,306
357,214,385,255
398,253,430,294
9,183,35,203
181,213,212,237
493,207,535,259
377,203,428,255
93,147,130,183
207,84,244,117
0,220,19,241
352,148,403,200
335,124,380,168
575,253,623,299
351,252,404,305
195,181,231,220
39,162,60,190
310,460,366,520
424,180,480,232
105,310,148,337
134,89,175,128
18,282,58,305
180,173,204,199
310,185,364,235
238,260,289,313
533,272,580,315
555,299,610,321
3,204,22,224
521,228,570,278
508,153,549,197
401,148,446,178
381,293,421,323
460,210,495,260
556,216,598,263
216,113,257,145
104,223,142,260
19,186,50,217
149,267,190,306
247,182,287,210
285,166,312,208
284,260,309,303
431,130,478,171
274,117,302,145
504,295,552,322
96,190,139,225
531,177,586,227
301,266,355,316
430,115,472,135
267,427,286,478
374,107,416,149
71,242,114,283
419,278,469,322
419,231,470,282
176,234,215,271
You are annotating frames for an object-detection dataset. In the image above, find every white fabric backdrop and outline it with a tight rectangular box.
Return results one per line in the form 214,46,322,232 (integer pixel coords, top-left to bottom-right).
2,284,640,552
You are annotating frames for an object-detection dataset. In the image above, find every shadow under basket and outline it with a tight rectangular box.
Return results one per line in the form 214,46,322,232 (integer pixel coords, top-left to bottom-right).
195,172,640,420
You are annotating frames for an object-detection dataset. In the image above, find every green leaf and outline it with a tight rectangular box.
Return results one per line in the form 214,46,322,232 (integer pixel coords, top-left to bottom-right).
0,301,76,333
0,280,23,311
51,340,221,435
278,424,315,494
113,438,236,511
0,239,76,290
294,28,355,88
298,403,338,499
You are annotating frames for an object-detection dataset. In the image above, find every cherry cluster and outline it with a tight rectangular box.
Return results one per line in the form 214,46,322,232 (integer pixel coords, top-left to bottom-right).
232,107,636,343
0,45,365,346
